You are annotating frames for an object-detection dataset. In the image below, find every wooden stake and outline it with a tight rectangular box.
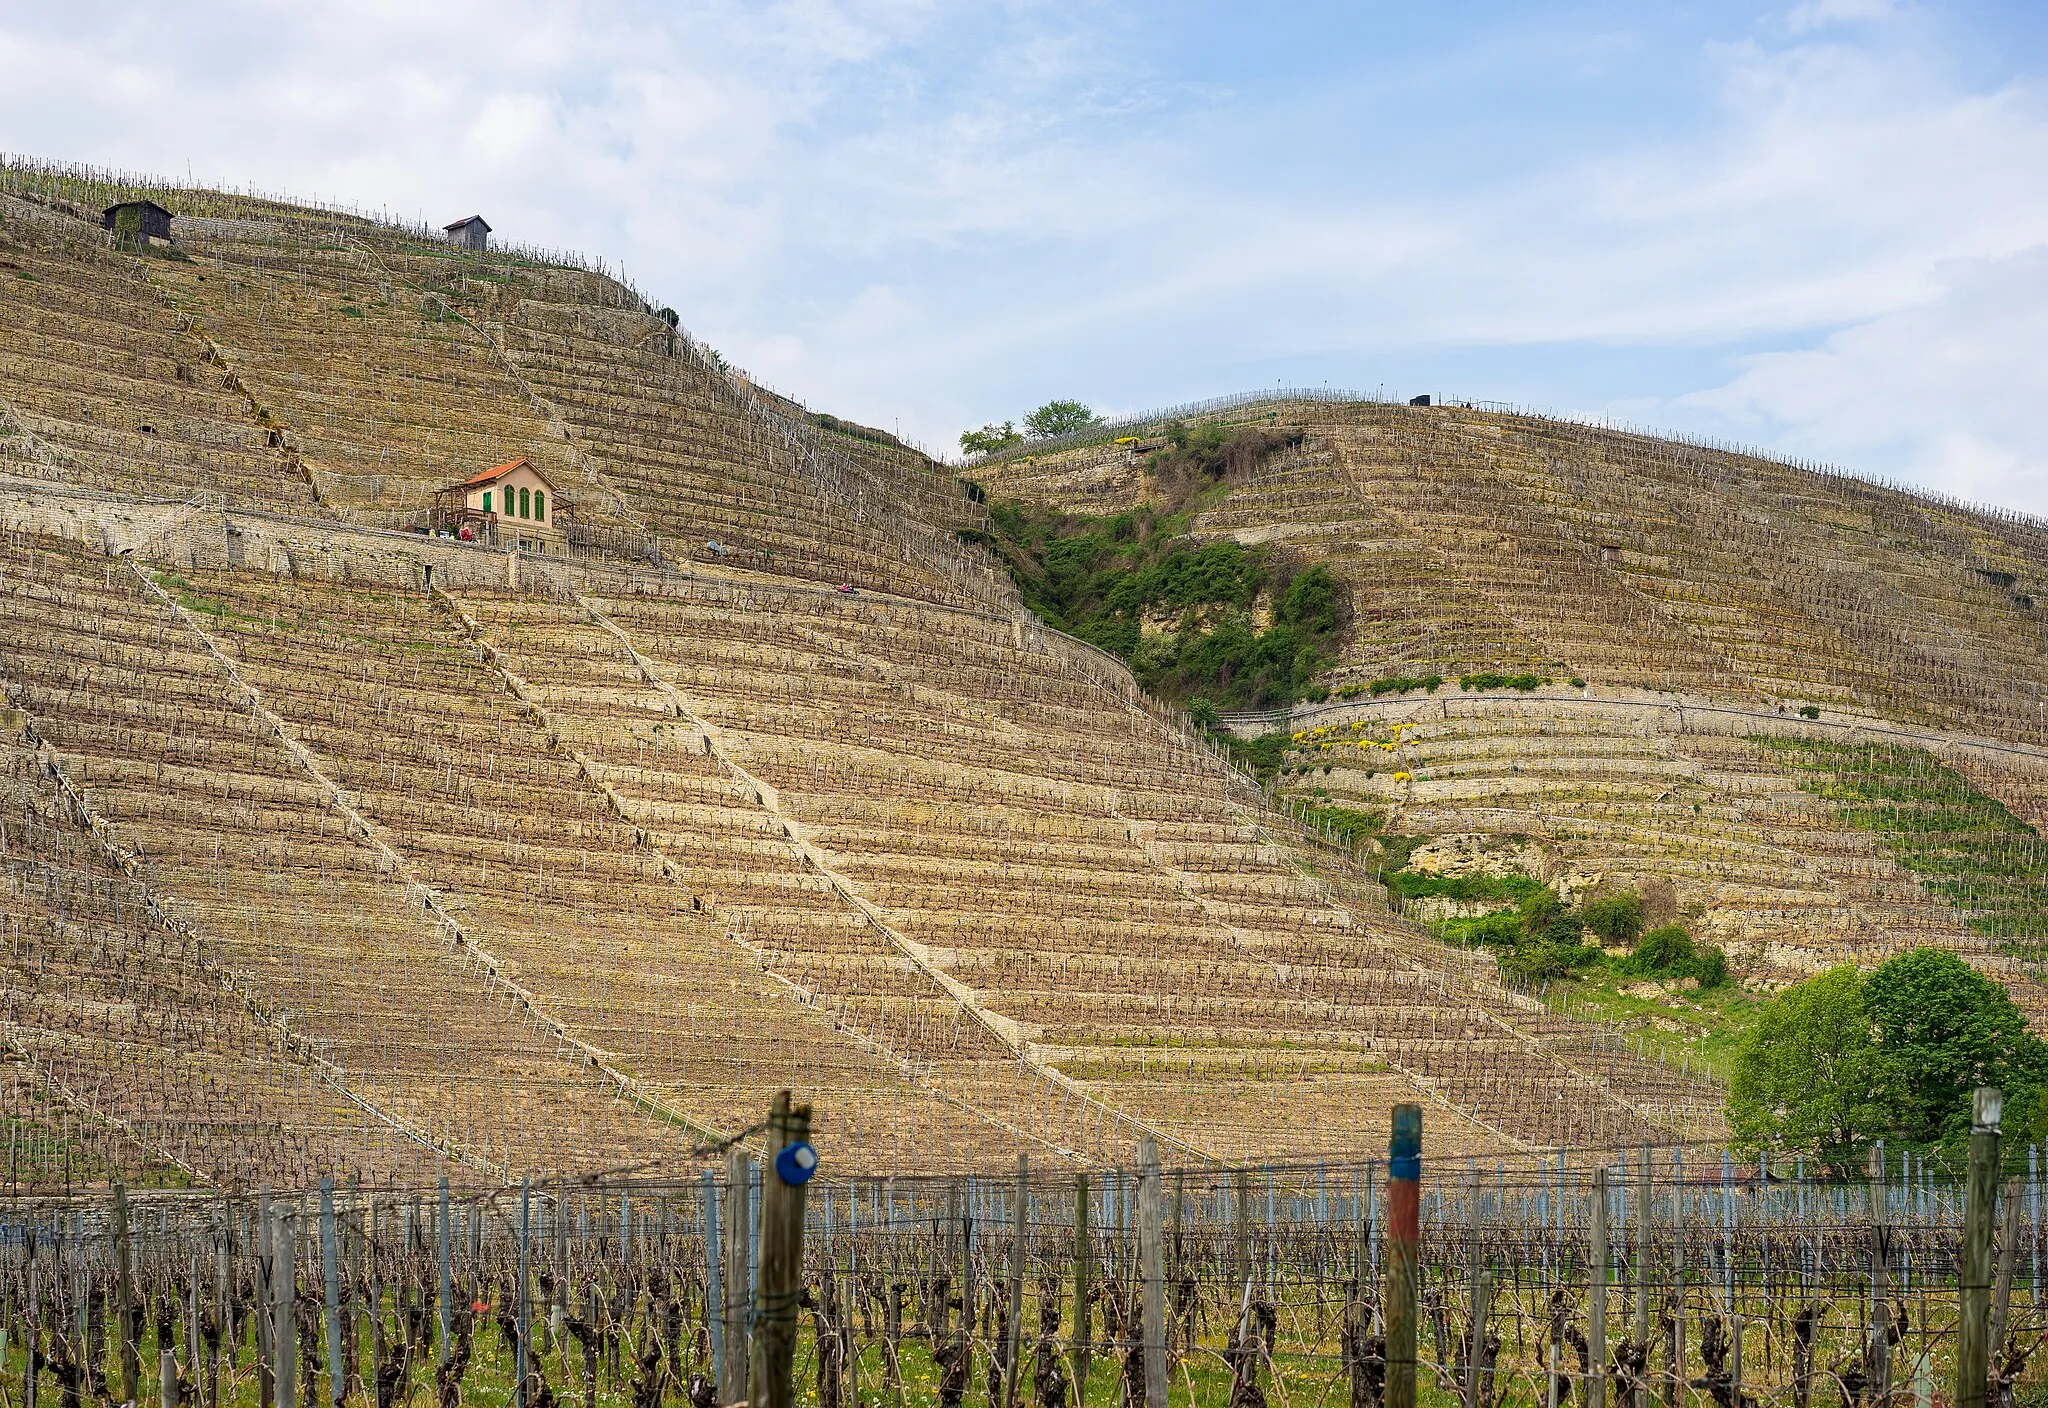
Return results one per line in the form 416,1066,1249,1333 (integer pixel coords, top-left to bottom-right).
1387,1104,1421,1408
1071,1174,1092,1406
1958,1087,2002,1408
436,1178,450,1372
1137,1141,1166,1408
274,1206,296,1408
1001,1156,1028,1408
1634,1147,1653,1351
750,1092,810,1408
1865,1145,1891,1408
320,1182,342,1408
258,1188,275,1408
722,1151,752,1408
1465,1169,1483,1408
114,1182,138,1408
1991,1178,2021,1375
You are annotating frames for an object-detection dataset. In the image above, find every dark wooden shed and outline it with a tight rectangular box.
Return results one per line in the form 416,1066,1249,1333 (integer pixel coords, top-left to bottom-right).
443,215,491,253
102,200,173,245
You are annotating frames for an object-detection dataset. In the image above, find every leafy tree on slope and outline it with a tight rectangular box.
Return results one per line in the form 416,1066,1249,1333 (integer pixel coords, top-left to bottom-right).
1024,400,1099,438
1729,948,2048,1171
1864,947,2048,1146
1728,965,1888,1175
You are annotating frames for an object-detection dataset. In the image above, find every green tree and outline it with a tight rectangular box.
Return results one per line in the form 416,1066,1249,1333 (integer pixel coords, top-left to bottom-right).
1024,400,1099,438
1863,947,2048,1146
959,421,1023,456
1730,949,2047,1168
1728,965,1889,1174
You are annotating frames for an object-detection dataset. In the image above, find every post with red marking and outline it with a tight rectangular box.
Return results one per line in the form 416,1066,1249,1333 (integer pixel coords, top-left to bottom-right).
1387,1104,1423,1408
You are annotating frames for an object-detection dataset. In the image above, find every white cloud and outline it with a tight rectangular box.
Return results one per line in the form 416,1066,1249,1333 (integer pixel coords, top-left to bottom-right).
1675,246,2048,513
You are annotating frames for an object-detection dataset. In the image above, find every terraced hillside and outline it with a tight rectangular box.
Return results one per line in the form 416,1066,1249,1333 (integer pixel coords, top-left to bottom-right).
0,162,1714,1187
976,399,2048,992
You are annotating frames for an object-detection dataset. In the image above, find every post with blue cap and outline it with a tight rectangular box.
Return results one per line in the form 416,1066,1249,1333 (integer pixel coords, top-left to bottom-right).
1957,1086,2002,1408
752,1090,815,1408
1387,1104,1422,1408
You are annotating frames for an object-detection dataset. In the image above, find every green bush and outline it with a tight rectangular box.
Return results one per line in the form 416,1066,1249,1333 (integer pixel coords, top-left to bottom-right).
1499,940,1602,982
1581,891,1645,947
1628,923,1695,972
1460,672,1549,692
1689,945,1730,989
1798,705,1821,720
1369,675,1443,697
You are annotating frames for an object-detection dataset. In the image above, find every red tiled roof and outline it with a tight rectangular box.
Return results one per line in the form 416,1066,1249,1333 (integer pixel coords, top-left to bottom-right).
462,458,528,487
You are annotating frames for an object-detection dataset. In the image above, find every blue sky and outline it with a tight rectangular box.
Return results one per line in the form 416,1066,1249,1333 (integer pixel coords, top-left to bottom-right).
4,1,2047,510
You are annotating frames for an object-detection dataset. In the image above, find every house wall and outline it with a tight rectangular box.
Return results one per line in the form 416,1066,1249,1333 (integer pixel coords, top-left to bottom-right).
465,464,562,548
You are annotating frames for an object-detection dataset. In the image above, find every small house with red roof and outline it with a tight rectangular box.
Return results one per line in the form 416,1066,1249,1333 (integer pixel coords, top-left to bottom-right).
433,459,562,552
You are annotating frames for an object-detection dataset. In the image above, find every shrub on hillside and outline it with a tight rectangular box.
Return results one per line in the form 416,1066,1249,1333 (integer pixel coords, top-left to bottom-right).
961,422,1024,455
1581,890,1645,947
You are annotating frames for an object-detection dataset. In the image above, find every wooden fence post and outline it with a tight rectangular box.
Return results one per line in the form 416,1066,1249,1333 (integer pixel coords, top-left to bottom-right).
1958,1087,2002,1408
705,1168,724,1394
435,1178,450,1372
516,1178,531,1408
1002,1156,1028,1408
319,1182,342,1408
722,1152,752,1408
959,1182,975,1405
750,1090,812,1408
1071,1175,1092,1404
1387,1104,1422,1408
1465,1170,1483,1408
1137,1141,1166,1408
258,1188,275,1408
273,1206,296,1408
114,1182,137,1408
1991,1178,2021,1372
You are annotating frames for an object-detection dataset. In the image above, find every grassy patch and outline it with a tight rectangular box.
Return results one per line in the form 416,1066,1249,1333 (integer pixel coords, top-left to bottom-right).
1754,736,2048,956
1547,967,1761,1081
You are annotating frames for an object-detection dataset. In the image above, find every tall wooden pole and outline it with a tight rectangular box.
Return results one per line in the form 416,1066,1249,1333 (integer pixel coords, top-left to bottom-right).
436,1178,451,1372
1958,1087,2002,1408
320,1183,343,1408
258,1188,275,1408
1387,1104,1422,1408
751,1090,812,1408
274,1206,297,1408
1001,1156,1029,1408
1992,1178,2022,1370
705,1169,724,1394
113,1182,138,1408
1137,1141,1167,1408
722,1152,753,1408
1071,1175,1092,1405
1465,1170,1483,1408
